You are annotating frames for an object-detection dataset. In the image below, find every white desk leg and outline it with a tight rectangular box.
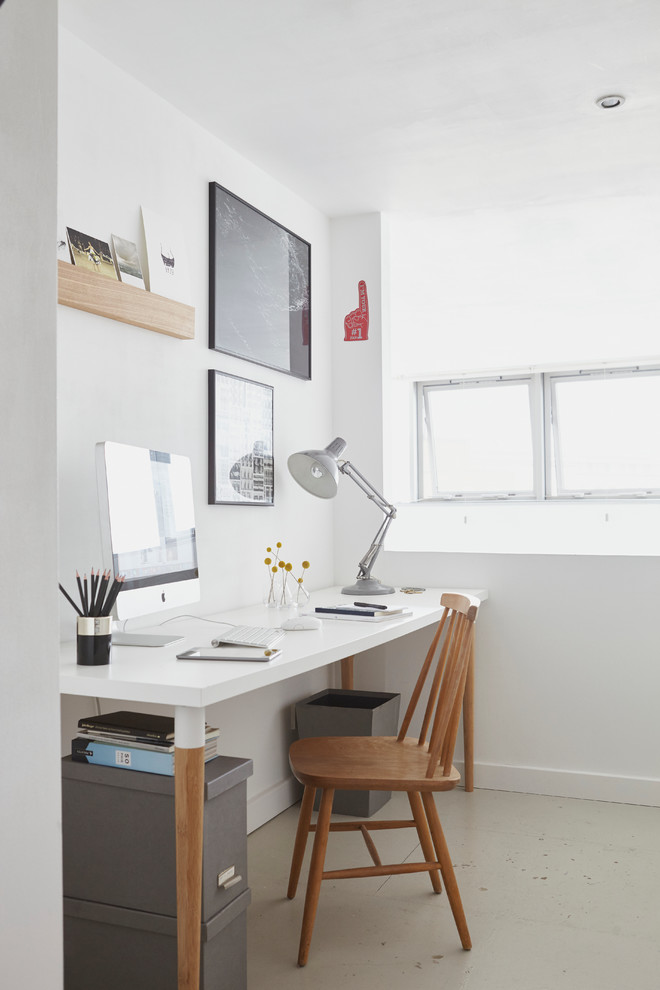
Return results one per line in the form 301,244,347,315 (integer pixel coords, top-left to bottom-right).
174,706,206,990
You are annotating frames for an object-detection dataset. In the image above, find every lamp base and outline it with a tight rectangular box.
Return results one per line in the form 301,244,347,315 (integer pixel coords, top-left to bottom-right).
341,577,395,596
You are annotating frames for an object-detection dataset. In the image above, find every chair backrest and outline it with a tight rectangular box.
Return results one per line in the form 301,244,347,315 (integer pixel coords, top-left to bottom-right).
397,593,479,778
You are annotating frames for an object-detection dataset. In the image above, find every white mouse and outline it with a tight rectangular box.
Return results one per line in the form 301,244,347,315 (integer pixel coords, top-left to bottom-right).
281,615,322,631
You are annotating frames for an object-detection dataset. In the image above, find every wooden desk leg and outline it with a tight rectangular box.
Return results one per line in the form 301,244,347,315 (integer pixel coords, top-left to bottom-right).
174,706,206,990
340,655,354,690
463,640,475,792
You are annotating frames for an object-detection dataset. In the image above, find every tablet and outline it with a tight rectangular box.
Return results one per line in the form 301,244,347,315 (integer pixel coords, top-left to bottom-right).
176,646,281,662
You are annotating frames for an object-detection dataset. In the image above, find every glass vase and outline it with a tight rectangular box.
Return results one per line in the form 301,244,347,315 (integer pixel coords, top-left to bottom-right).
294,582,311,608
264,570,279,608
277,571,294,608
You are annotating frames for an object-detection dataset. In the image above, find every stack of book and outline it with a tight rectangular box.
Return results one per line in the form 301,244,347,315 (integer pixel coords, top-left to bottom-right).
71,710,219,776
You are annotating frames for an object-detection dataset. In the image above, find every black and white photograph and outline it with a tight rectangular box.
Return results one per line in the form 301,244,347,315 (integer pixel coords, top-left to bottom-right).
66,226,118,279
110,234,145,289
208,369,274,505
209,182,311,380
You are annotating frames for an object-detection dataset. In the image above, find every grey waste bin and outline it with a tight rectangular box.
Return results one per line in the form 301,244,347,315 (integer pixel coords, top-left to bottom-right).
295,688,401,816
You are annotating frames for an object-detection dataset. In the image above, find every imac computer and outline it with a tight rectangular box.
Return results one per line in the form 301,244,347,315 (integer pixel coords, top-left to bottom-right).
96,440,200,646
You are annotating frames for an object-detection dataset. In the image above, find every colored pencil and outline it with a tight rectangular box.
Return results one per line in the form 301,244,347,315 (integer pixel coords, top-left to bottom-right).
76,570,85,613
59,583,83,617
94,570,110,616
102,575,124,616
90,569,99,613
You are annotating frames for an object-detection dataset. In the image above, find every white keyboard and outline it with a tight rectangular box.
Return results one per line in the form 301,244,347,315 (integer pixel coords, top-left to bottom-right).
212,625,284,649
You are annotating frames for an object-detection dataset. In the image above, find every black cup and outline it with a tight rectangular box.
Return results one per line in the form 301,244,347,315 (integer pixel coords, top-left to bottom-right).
76,616,112,666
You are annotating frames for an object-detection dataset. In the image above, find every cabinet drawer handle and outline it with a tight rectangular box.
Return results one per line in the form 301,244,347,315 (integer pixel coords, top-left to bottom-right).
217,866,242,889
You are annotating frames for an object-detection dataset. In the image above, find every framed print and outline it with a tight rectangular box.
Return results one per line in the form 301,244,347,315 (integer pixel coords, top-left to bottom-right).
209,182,311,380
208,370,274,505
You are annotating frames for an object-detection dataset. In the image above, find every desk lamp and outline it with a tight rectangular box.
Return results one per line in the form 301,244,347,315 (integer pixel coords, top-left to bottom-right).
288,437,396,596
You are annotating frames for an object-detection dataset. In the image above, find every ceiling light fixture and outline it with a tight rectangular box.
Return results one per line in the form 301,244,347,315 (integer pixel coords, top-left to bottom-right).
596,95,625,109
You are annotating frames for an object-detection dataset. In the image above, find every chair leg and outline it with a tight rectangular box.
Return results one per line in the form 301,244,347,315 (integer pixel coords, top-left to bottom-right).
298,787,334,967
421,792,472,950
408,791,442,893
287,785,316,900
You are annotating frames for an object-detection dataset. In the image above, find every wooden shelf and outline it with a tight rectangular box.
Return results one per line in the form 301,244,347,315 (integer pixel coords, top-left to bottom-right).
57,260,195,340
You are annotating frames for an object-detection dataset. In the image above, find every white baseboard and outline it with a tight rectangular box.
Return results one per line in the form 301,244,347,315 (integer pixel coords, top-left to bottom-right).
247,776,302,833
455,760,660,807
246,763,660,834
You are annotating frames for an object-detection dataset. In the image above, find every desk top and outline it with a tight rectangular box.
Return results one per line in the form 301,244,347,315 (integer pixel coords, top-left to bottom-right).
59,587,487,709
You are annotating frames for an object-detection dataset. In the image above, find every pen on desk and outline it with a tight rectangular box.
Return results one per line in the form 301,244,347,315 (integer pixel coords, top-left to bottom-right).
354,601,388,609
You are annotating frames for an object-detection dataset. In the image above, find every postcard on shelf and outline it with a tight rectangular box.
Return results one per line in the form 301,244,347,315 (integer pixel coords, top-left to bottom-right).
140,206,192,304
66,226,118,280
111,234,146,289
57,224,72,263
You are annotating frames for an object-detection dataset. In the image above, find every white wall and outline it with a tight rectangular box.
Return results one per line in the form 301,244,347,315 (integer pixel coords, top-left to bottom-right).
57,29,337,829
383,204,660,556
329,214,388,588
388,200,660,378
331,210,660,808
0,2,62,987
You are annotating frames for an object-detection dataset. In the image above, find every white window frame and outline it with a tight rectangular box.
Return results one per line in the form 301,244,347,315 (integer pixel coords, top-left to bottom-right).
543,366,660,500
417,365,660,503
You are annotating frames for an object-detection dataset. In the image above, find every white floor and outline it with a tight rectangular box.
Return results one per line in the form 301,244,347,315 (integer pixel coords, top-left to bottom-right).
247,787,660,989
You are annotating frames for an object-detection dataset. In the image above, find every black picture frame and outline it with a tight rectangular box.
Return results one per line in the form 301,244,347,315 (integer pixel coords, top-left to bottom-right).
208,369,274,506
209,182,311,380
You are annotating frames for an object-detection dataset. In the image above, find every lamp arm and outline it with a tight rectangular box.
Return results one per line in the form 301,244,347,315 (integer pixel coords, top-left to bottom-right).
339,460,397,582
338,460,397,518
355,512,395,581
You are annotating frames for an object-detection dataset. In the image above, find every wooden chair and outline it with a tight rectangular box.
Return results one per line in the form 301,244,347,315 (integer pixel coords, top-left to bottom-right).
286,592,479,966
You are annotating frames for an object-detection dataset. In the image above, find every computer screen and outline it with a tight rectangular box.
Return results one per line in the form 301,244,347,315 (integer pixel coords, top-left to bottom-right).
96,441,200,624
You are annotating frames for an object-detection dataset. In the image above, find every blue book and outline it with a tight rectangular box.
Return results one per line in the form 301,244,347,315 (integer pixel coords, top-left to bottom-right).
71,737,217,776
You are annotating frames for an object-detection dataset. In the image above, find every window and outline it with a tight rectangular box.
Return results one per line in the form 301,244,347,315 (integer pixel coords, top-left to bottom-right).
418,366,660,501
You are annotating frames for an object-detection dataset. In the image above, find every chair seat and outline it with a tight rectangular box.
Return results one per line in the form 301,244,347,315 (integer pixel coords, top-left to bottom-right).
289,734,461,792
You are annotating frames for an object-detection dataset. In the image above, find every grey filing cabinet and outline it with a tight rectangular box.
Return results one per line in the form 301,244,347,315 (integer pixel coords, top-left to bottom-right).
61,753,253,990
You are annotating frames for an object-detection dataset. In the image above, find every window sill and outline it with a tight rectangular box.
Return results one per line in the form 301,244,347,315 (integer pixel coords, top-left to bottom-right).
387,499,660,556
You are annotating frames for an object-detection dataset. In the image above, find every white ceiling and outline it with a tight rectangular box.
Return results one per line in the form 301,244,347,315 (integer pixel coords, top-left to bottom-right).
59,0,660,217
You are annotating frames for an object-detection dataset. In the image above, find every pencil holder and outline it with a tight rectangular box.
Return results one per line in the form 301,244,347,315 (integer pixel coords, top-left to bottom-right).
76,616,112,666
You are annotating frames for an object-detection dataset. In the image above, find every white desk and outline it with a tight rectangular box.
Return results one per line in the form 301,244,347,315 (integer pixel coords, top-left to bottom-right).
59,586,487,990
